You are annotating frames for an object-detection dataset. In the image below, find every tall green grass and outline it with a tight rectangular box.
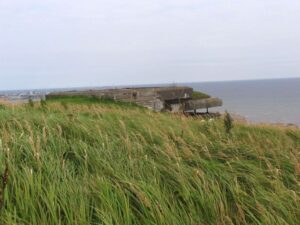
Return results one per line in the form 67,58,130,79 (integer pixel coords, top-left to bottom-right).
0,98,299,225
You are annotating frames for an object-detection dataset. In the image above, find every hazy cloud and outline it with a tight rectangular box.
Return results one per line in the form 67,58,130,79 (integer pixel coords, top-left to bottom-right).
0,0,299,89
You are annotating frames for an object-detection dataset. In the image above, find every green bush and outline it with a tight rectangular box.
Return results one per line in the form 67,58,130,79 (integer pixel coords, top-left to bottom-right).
40,99,47,108
224,111,234,134
28,99,34,108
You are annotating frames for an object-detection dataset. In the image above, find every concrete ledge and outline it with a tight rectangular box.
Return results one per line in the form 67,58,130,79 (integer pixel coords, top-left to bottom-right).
184,98,223,111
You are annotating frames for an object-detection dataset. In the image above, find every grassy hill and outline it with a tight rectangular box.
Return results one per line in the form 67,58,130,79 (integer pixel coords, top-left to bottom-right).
0,97,299,225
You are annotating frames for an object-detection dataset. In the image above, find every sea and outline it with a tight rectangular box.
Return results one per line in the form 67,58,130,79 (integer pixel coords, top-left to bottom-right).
1,78,299,126
185,78,300,126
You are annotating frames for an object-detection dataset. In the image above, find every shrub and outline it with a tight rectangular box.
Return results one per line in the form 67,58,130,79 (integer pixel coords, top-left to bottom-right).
40,99,47,108
224,111,234,134
28,99,34,108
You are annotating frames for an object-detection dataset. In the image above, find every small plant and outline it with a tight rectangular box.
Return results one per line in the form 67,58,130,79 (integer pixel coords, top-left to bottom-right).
224,111,234,134
28,99,34,108
40,99,47,109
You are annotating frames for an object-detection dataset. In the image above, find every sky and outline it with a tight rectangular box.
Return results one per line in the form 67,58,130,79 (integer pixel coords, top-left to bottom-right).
0,0,300,90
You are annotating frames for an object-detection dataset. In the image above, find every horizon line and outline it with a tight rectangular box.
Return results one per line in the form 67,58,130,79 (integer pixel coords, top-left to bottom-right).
0,76,299,92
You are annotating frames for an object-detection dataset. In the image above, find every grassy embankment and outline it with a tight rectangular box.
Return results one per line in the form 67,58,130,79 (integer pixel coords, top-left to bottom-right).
0,96,299,225
191,91,211,100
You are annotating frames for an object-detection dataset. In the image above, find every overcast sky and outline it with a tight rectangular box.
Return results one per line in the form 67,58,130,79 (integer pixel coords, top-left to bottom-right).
0,0,300,90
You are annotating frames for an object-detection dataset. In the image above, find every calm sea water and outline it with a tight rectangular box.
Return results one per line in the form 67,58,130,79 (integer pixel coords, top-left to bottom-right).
2,78,299,125
185,78,300,125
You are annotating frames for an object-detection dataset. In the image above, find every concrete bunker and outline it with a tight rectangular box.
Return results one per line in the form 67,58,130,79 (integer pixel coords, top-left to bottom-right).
46,86,222,113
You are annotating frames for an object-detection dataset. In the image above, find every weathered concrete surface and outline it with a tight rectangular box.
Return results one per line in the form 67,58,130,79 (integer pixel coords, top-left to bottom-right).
47,87,193,111
156,87,193,100
184,98,223,111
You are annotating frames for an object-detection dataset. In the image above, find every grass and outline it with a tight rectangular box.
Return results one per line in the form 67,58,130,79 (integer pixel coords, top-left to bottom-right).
191,91,211,100
46,95,144,108
0,97,299,225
